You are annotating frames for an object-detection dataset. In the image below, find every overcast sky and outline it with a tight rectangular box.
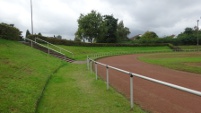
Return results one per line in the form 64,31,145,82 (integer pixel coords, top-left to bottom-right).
1,0,201,40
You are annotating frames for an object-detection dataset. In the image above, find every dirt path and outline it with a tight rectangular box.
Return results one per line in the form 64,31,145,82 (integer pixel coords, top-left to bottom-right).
97,54,201,113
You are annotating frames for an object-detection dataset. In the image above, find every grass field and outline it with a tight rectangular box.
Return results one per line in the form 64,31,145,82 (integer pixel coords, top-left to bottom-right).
60,46,172,60
0,39,147,113
139,52,201,74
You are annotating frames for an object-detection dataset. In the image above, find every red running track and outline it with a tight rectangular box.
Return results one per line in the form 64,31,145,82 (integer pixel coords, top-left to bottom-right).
96,54,201,113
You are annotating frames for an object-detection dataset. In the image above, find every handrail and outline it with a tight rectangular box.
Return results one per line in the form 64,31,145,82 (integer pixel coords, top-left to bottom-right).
35,37,74,57
88,57,201,109
25,38,65,56
89,58,201,96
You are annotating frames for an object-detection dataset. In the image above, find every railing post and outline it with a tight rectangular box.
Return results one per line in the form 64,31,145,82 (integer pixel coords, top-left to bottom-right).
106,65,109,90
130,73,134,109
87,56,89,70
31,40,33,47
47,44,50,54
95,62,98,80
90,60,93,73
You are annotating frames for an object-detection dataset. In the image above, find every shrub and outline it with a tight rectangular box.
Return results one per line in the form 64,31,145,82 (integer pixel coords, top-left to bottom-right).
0,23,22,41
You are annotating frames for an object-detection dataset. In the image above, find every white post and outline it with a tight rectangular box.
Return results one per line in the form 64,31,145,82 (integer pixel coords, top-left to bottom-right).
130,73,134,109
87,57,89,70
90,60,93,73
106,65,109,90
47,44,50,54
31,41,33,47
95,62,98,80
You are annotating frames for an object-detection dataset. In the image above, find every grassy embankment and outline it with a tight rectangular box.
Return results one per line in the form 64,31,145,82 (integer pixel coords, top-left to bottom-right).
179,45,201,50
60,46,172,60
0,39,63,113
0,39,147,113
139,52,201,74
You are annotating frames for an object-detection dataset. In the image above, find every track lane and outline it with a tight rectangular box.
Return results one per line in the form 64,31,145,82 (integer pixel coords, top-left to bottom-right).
97,54,201,113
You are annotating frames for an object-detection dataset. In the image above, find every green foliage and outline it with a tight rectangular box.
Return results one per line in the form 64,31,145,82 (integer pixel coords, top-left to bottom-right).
25,29,31,38
117,21,130,42
141,31,158,39
75,10,103,43
176,27,201,45
0,23,22,40
28,34,167,47
75,10,130,43
99,15,118,43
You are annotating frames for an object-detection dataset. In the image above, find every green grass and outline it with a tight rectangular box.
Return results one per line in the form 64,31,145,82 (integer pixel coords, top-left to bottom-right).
0,39,147,113
0,39,64,113
179,45,201,49
37,64,146,113
139,52,201,74
60,46,172,60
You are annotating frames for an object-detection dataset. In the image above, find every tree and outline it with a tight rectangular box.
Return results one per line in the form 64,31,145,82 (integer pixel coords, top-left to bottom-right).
75,10,130,43
141,31,158,39
0,23,22,40
75,10,103,43
25,30,31,38
38,32,42,36
177,27,201,45
184,27,193,35
56,35,62,39
103,15,118,43
116,20,130,42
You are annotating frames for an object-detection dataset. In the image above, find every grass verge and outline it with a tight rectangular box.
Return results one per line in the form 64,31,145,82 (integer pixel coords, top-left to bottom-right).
138,52,201,74
0,39,64,113
37,64,147,113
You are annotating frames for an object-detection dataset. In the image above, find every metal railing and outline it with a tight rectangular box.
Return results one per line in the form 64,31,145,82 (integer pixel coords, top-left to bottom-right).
25,38,65,56
87,56,201,109
35,37,74,58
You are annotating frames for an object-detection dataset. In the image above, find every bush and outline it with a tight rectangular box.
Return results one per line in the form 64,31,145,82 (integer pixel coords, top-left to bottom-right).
0,23,22,41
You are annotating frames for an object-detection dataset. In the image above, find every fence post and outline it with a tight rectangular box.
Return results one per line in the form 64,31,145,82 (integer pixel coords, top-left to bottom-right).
31,40,33,47
87,55,89,70
90,60,93,73
130,73,134,109
106,65,109,90
47,44,50,54
95,62,98,80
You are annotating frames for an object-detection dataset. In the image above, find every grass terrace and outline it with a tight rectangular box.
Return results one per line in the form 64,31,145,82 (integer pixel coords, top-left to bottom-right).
139,52,201,74
60,46,172,60
179,45,201,50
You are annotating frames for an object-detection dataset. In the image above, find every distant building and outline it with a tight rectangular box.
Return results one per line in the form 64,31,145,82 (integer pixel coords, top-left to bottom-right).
130,34,142,40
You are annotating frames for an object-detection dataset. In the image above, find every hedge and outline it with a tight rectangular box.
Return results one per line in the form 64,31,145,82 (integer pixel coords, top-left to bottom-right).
27,35,169,47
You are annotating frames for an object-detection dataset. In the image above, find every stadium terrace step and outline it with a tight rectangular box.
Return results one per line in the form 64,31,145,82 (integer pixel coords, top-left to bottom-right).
22,40,75,63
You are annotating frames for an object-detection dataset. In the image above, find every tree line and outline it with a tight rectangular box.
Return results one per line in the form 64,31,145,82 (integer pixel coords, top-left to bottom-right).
131,27,201,45
75,10,130,43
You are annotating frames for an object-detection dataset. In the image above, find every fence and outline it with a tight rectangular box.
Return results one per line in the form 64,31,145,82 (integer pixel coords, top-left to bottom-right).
87,56,201,109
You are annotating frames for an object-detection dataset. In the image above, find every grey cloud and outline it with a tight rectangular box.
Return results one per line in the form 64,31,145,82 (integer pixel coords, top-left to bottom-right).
0,0,201,39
